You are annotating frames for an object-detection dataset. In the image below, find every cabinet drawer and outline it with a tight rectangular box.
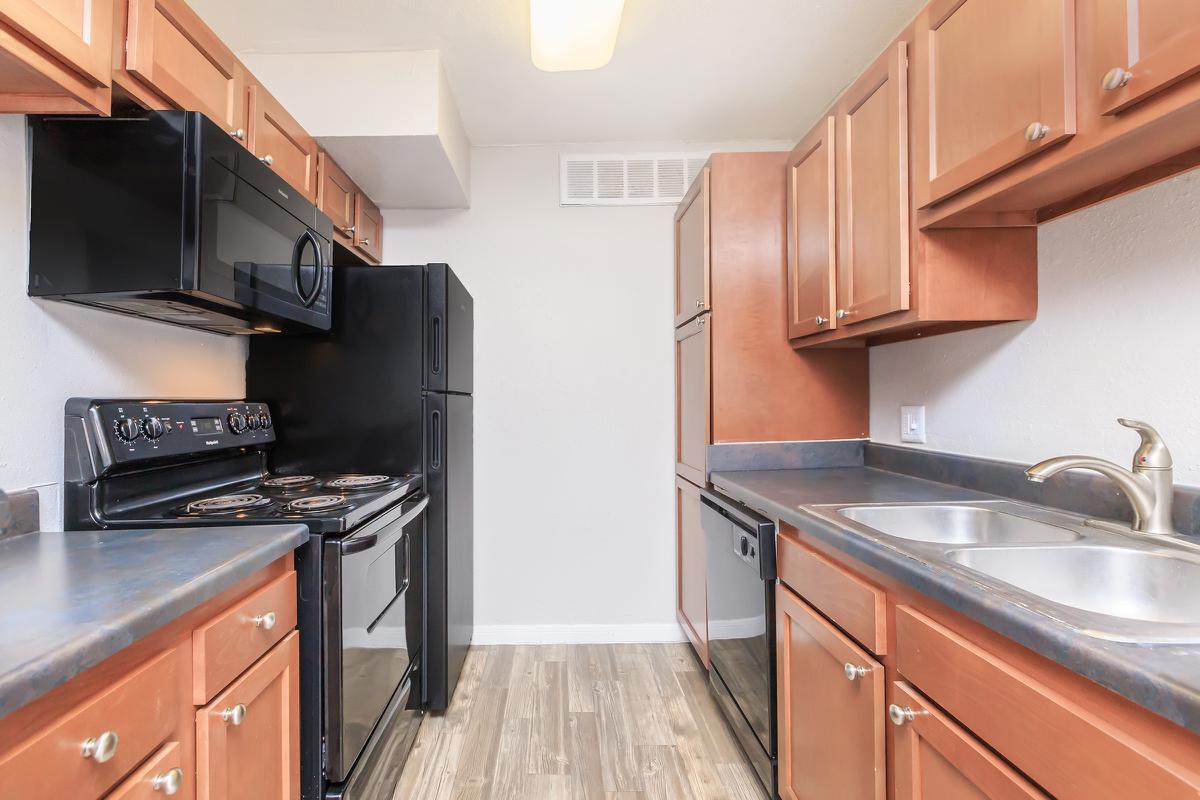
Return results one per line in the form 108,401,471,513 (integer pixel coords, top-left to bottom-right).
0,648,179,800
106,741,184,799
890,681,1047,800
777,533,886,654
193,570,296,705
895,606,1200,799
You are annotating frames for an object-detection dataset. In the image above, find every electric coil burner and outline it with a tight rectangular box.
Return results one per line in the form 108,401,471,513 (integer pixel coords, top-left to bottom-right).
177,493,273,516
62,399,426,800
285,495,351,514
324,474,403,492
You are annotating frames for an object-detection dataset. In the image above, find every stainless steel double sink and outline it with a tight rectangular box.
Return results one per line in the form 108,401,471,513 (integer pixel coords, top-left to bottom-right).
810,501,1200,643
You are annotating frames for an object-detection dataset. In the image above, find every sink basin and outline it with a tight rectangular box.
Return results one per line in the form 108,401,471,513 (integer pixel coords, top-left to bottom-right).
837,504,1081,545
948,546,1200,625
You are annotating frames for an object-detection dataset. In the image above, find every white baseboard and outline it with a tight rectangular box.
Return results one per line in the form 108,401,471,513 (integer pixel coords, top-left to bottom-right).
471,623,689,646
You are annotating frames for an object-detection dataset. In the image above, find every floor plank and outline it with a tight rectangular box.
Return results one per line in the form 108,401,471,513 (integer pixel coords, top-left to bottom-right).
396,644,768,799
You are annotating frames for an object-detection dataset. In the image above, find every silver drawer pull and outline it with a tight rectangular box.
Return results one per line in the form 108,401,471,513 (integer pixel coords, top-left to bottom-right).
1024,122,1050,142
152,767,184,795
252,611,277,630
359,237,371,247
1101,67,1132,91
81,730,119,762
228,128,245,141
221,703,248,726
888,703,929,726
843,662,871,681
259,154,274,166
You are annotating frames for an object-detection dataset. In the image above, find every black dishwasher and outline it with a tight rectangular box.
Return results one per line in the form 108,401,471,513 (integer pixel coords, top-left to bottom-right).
702,488,777,798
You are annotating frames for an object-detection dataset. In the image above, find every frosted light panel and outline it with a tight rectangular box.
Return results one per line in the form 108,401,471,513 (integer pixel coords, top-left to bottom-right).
530,0,626,72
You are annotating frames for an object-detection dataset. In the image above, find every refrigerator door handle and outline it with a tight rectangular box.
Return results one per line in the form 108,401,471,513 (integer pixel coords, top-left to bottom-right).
430,409,442,470
430,316,442,376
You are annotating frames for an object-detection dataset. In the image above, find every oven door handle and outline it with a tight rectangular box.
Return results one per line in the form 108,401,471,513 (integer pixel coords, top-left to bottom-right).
340,495,429,555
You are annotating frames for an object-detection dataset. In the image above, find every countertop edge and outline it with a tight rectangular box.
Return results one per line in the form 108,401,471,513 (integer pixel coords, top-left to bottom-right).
711,469,1200,736
0,525,309,719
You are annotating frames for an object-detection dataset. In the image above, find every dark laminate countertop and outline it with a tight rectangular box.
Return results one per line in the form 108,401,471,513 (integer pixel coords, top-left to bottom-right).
710,467,1200,736
0,524,308,719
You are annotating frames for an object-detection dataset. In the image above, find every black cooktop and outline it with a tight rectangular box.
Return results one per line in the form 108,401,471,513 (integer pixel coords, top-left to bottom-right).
105,472,422,535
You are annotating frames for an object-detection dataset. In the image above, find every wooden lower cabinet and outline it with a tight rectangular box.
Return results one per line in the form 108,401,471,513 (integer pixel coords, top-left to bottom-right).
197,632,300,800
890,682,1046,800
776,584,885,800
676,475,708,665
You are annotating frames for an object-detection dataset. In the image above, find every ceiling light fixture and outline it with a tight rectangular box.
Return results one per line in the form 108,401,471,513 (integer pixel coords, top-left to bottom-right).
530,0,626,72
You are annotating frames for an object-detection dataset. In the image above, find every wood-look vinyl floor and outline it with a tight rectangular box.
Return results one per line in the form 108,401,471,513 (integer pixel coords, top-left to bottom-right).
395,643,769,800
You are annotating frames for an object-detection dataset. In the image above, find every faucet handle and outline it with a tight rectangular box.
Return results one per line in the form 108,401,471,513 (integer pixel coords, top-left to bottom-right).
1118,419,1173,470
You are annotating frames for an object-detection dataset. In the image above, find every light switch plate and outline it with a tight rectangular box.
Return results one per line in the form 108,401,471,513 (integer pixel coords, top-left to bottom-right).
901,405,926,444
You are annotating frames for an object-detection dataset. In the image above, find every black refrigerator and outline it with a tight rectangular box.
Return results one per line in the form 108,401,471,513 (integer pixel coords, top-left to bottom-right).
247,263,474,712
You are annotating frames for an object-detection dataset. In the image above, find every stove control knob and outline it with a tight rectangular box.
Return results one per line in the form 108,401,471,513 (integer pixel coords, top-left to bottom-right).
114,417,141,443
259,413,272,430
142,417,165,440
247,414,261,431
227,412,248,434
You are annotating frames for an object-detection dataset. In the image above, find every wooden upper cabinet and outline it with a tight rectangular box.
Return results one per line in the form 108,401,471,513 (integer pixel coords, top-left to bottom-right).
197,632,299,800
124,0,245,135
317,151,357,245
777,585,885,800
836,42,910,326
916,0,1077,207
1091,0,1200,116
247,82,318,203
674,167,710,326
676,475,708,665
891,682,1048,800
786,117,837,339
0,0,113,86
674,314,710,486
353,191,383,263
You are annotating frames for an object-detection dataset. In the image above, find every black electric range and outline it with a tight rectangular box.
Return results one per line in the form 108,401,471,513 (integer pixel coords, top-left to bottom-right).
63,398,426,800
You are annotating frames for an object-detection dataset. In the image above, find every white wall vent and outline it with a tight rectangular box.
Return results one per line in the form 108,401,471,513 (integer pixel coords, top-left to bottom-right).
560,153,710,206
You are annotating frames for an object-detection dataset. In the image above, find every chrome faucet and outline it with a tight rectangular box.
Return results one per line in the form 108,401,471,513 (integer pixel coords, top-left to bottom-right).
1025,419,1175,535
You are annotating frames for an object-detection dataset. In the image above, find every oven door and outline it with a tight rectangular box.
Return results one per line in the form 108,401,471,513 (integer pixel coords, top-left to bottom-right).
323,493,428,783
702,490,777,789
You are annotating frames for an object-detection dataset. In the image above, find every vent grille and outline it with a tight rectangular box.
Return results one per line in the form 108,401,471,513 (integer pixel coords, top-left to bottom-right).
560,153,709,206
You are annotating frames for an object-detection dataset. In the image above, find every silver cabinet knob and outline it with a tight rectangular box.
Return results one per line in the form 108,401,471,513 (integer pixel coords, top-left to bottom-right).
888,703,928,726
340,225,356,236
1102,67,1133,91
844,662,870,681
221,703,248,726
152,767,184,795
695,299,704,309
836,308,850,320
1024,122,1050,142
81,730,119,762
228,128,246,141
696,315,707,327
815,315,828,326
259,154,274,166
252,611,277,630
359,238,371,247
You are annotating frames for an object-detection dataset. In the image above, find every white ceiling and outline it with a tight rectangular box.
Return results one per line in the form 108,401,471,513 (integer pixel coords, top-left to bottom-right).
189,0,926,146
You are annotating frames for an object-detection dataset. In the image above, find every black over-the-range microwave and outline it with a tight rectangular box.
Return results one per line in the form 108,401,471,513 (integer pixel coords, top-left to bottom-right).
27,111,333,335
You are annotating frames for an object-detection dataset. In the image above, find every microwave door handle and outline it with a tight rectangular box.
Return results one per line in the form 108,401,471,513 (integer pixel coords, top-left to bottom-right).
340,495,429,555
291,229,324,308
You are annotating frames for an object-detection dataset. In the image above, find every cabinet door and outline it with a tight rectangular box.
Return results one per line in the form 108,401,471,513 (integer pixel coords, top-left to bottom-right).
674,166,710,326
0,0,112,86
777,584,885,800
197,632,299,800
317,152,357,245
247,83,318,203
786,116,837,339
353,192,383,263
125,0,245,136
916,0,1076,207
1093,0,1200,116
674,314,710,486
891,682,1047,800
836,42,910,325
676,476,708,665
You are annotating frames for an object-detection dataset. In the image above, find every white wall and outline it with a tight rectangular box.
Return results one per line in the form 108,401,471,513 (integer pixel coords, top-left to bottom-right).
384,140,789,642
871,169,1200,485
0,116,246,527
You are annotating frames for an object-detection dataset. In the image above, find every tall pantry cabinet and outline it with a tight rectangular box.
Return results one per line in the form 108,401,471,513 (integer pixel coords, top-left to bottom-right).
673,152,869,664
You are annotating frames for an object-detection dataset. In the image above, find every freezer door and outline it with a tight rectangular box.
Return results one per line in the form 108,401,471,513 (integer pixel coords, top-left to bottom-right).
425,263,474,395
423,391,474,710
